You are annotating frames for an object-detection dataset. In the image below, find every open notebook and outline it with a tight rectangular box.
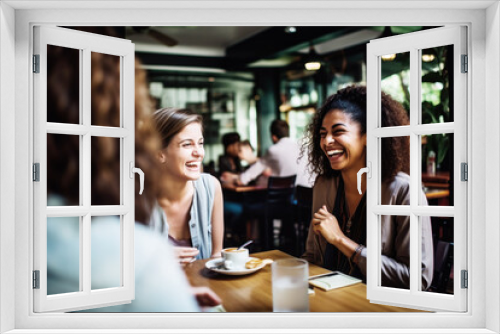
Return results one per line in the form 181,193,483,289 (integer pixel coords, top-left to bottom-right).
308,271,362,291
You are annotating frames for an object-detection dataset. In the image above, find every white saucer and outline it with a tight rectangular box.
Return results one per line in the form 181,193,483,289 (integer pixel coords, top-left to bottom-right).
205,257,266,276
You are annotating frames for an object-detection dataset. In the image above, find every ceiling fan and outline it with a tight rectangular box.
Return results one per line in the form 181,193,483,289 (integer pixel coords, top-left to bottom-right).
129,27,178,47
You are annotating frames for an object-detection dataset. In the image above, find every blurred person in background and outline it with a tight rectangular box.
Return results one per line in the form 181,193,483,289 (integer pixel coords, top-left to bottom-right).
149,107,224,263
221,119,299,187
238,139,258,166
218,132,243,174
46,27,220,311
302,85,433,290
217,132,245,243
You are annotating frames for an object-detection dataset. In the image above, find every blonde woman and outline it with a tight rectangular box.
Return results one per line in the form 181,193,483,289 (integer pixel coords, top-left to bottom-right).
150,107,224,262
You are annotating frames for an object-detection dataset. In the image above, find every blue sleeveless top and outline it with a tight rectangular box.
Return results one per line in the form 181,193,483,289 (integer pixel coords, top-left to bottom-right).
149,173,215,260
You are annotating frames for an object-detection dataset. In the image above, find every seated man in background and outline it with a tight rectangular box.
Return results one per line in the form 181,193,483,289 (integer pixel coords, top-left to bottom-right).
221,119,299,187
218,132,243,175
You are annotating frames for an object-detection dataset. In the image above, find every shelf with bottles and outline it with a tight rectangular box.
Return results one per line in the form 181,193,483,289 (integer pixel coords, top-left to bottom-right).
280,74,320,114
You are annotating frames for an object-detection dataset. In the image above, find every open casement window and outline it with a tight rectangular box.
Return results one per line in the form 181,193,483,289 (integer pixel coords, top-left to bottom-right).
366,26,467,312
33,26,137,312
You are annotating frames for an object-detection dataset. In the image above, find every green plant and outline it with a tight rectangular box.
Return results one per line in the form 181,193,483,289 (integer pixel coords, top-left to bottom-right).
421,45,452,167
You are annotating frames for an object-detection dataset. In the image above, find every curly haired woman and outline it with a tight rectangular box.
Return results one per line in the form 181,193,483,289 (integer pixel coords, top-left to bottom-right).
302,85,434,290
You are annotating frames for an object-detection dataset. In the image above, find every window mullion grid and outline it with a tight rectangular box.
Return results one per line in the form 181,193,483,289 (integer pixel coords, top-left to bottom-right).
46,122,128,137
372,123,454,138
35,30,49,306
373,205,454,217
365,48,380,297
119,56,124,287
46,206,128,217
78,48,84,293
409,47,420,294
81,47,92,295
122,51,135,292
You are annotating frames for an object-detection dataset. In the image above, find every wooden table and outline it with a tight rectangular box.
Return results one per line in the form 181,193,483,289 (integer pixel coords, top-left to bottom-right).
422,171,450,188
222,184,267,193
422,171,451,205
425,188,450,200
184,250,421,312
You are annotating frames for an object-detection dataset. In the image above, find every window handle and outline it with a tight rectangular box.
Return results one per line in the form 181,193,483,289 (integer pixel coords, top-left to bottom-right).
357,162,371,195
129,162,145,195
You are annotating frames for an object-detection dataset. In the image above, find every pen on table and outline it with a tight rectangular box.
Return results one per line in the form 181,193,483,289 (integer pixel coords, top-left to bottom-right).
308,272,339,280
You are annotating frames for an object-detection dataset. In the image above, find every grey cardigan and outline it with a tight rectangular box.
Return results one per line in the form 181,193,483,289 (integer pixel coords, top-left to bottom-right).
302,172,434,290
149,173,215,260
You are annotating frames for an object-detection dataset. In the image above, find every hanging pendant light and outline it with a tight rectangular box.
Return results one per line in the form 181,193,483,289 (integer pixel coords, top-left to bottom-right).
304,45,322,71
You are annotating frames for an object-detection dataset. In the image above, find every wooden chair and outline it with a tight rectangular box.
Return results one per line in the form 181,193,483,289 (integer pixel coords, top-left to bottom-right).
294,185,313,256
429,240,454,293
263,175,296,250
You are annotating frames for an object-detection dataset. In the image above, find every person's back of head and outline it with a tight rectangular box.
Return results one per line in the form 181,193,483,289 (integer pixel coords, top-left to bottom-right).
270,119,289,140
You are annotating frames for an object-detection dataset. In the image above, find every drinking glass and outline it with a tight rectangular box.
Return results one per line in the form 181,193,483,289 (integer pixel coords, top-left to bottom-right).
272,258,309,312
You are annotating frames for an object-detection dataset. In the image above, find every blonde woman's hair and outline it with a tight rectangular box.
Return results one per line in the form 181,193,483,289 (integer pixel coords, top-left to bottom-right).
152,108,203,148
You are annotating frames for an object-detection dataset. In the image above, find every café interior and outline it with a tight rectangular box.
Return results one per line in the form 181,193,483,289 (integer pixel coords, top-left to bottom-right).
127,25,454,291
51,25,456,311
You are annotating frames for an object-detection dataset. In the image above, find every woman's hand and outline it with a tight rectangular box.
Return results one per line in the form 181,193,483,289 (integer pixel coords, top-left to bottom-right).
173,246,199,263
191,286,222,307
312,205,346,246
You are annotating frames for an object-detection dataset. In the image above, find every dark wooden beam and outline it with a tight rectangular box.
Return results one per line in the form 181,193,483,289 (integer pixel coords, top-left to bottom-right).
225,26,368,67
136,52,228,69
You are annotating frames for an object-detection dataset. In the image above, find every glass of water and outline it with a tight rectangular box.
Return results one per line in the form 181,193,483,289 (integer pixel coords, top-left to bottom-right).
272,258,309,312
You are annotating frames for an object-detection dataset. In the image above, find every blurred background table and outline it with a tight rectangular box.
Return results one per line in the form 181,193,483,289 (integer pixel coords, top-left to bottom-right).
184,250,423,312
423,171,451,206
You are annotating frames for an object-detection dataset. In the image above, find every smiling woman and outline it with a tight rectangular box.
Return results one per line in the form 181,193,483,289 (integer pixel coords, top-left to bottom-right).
149,107,224,262
302,85,434,290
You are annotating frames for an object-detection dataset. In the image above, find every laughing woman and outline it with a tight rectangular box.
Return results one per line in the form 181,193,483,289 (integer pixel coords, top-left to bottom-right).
302,86,434,290
150,107,224,263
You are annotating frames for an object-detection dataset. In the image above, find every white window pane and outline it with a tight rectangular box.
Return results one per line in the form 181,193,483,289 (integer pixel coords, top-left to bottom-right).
47,44,81,125
380,215,410,290
381,136,410,205
91,137,121,206
424,216,454,295
47,216,80,295
47,134,80,206
421,133,454,206
91,52,121,127
422,45,454,124
381,51,410,127
91,216,121,290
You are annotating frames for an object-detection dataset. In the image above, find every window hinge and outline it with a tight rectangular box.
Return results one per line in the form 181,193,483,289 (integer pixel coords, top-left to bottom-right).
33,270,40,289
461,270,468,289
33,163,40,182
461,54,468,73
33,54,40,73
461,162,468,181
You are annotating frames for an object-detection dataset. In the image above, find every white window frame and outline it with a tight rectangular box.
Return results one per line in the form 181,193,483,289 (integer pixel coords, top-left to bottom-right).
366,26,467,312
0,1,498,333
32,26,136,313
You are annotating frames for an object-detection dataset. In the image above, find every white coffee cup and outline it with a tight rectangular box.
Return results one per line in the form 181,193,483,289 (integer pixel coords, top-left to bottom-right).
221,247,249,270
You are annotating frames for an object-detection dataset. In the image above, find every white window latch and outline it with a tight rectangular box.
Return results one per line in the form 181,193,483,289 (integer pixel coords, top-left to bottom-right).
357,162,371,195
129,162,145,195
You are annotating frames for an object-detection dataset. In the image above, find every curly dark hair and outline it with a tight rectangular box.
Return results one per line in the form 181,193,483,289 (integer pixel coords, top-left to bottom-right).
303,85,409,181
46,27,163,225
